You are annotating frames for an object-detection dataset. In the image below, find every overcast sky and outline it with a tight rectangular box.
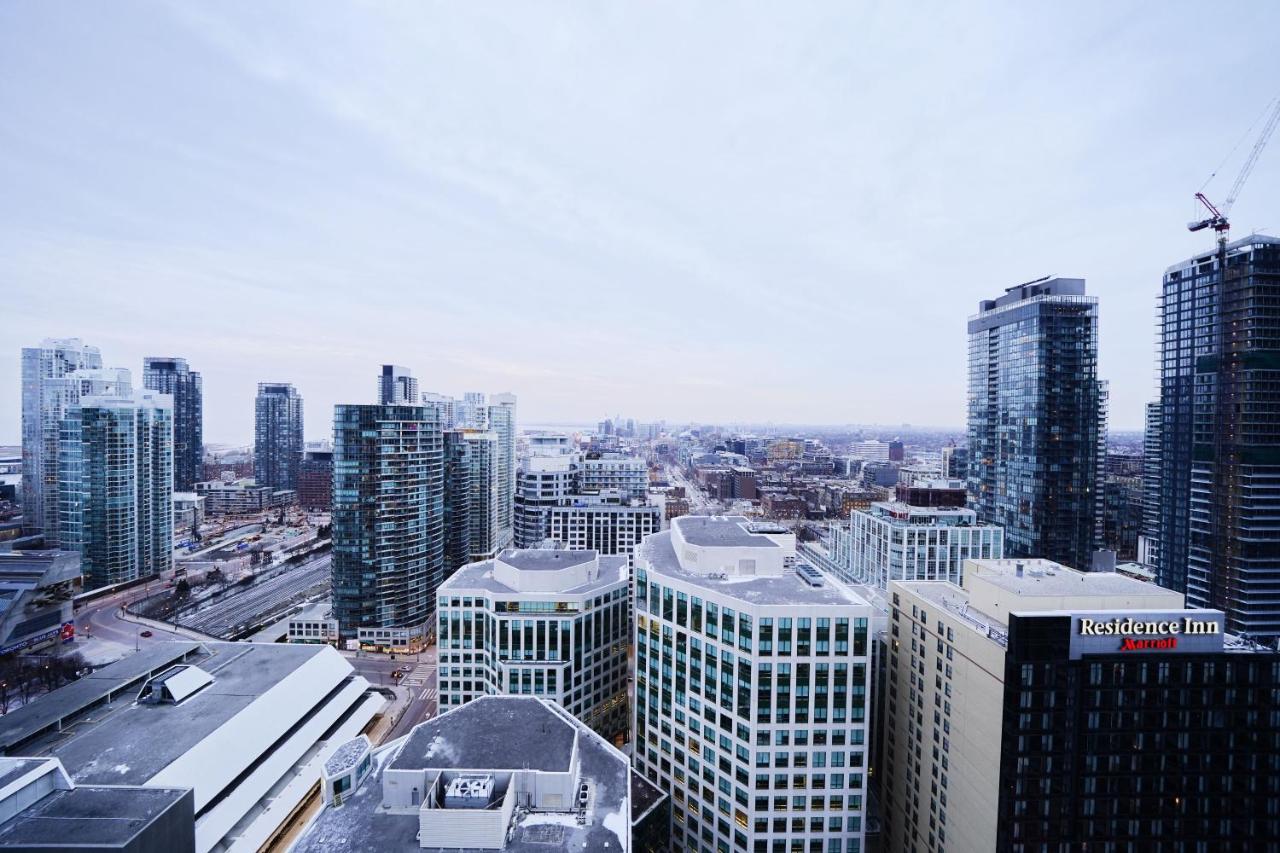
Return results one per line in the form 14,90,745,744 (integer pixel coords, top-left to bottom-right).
2,2,1278,444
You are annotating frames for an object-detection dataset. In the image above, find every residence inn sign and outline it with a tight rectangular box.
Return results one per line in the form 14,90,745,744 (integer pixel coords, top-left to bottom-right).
1067,610,1226,658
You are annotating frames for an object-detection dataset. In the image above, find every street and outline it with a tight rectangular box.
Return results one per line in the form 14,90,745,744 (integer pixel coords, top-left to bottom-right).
344,645,438,743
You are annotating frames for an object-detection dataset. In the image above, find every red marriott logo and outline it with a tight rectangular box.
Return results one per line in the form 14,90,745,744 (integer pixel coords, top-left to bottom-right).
1119,636,1177,651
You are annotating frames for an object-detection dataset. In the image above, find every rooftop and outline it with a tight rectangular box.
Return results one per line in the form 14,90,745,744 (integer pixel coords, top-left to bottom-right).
295,697,639,853
495,549,595,573
0,641,343,787
642,529,869,609
441,551,627,598
673,515,779,548
390,697,576,774
0,784,191,849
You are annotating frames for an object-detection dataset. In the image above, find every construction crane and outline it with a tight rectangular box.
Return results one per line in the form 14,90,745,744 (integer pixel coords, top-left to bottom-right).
1188,96,1280,240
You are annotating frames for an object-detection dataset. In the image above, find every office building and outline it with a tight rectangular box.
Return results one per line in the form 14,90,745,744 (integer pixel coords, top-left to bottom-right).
852,440,889,462
59,390,172,589
437,549,630,737
332,404,443,649
420,391,457,430
0,550,81,655
513,452,579,548
456,391,488,429
441,430,474,577
445,429,500,562
0,641,383,853
828,501,1003,590
1149,235,1280,637
253,382,303,491
298,443,333,511
488,393,517,551
172,492,204,536
20,338,129,542
887,440,904,462
968,277,1106,572
893,479,966,509
940,445,967,480
1102,474,1143,562
634,516,873,853
882,558,1280,851
1138,400,1162,569
546,497,661,559
515,445,659,558
143,357,202,491
193,477,296,515
582,453,648,501
377,364,419,406
294,695,669,853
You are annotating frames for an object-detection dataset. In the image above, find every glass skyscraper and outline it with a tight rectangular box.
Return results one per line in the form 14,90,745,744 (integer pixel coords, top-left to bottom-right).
967,277,1106,571
143,356,202,491
59,390,173,589
488,392,517,550
254,382,303,491
1150,234,1280,638
331,403,444,640
21,338,130,543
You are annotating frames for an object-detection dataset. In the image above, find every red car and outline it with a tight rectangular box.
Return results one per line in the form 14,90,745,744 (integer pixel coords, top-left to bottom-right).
139,630,153,638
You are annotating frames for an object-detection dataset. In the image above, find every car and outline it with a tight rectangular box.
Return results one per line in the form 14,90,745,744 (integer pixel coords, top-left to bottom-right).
139,630,153,638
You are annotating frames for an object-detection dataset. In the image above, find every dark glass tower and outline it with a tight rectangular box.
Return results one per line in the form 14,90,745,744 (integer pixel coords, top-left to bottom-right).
442,429,472,579
143,357,202,491
331,404,443,639
1152,234,1280,638
254,382,303,491
967,277,1106,571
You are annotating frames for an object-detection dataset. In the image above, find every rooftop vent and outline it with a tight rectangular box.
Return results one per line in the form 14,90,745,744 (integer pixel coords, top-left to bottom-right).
138,665,214,705
796,564,825,588
444,775,496,809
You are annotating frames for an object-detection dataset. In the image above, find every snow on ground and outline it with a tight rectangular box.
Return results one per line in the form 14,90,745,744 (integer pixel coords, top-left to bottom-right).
521,812,581,828
67,637,133,666
602,807,628,849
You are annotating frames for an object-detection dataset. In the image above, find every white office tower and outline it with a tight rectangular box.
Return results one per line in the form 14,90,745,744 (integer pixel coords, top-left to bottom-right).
488,392,517,550
828,502,1004,590
377,364,419,405
59,390,173,589
635,516,873,853
582,453,649,501
20,338,131,542
437,548,630,738
421,391,457,430
456,391,488,429
852,440,890,461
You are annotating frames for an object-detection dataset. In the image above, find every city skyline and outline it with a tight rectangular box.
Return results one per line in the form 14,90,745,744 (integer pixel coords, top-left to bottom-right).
3,4,1279,443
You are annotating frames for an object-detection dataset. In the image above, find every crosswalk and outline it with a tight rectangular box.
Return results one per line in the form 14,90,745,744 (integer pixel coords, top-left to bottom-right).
402,663,435,687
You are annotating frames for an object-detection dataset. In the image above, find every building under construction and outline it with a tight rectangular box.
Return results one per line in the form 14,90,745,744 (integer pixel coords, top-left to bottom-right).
1152,234,1280,639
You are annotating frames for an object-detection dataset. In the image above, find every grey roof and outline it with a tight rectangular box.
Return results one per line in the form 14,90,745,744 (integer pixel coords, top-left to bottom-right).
11,642,329,785
969,559,1174,599
440,554,627,597
674,515,779,548
495,549,596,572
0,758,46,791
0,642,201,755
0,785,191,848
643,530,869,608
391,696,576,773
295,698,634,853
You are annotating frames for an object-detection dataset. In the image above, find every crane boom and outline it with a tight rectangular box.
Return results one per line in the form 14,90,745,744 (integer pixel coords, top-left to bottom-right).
1223,97,1280,216
1189,94,1280,238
